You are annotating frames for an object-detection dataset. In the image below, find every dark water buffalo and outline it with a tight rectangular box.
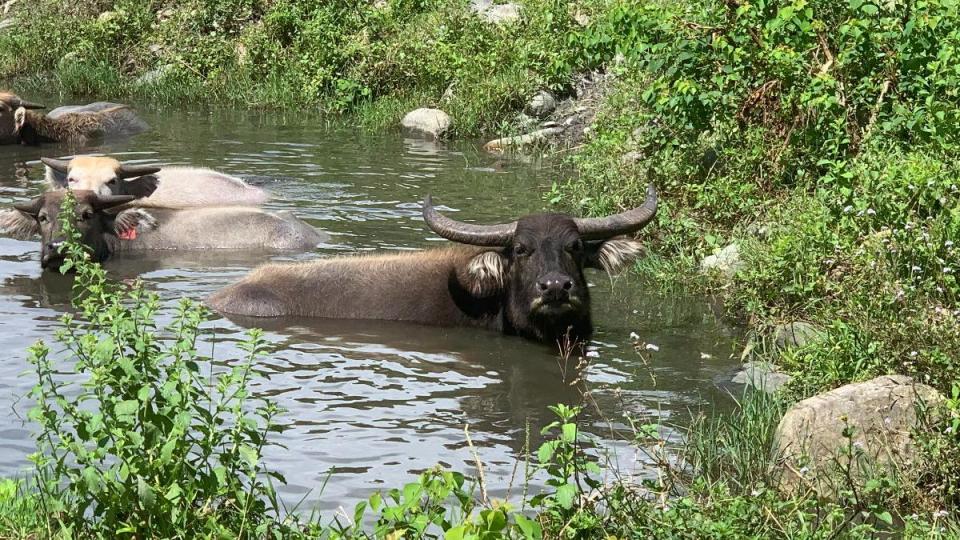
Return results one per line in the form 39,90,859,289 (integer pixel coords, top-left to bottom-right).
14,102,149,145
207,186,658,344
0,92,44,144
13,190,326,271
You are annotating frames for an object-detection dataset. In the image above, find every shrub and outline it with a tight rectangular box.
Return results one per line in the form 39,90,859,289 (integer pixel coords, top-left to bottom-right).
26,193,289,538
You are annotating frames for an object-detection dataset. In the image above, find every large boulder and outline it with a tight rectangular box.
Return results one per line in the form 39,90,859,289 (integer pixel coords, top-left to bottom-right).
774,375,944,496
401,108,451,139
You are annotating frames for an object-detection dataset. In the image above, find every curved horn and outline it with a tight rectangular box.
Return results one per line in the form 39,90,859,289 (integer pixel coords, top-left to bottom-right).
574,184,658,240
422,195,516,247
40,157,71,173
17,99,44,110
91,194,136,210
117,163,161,179
13,197,44,216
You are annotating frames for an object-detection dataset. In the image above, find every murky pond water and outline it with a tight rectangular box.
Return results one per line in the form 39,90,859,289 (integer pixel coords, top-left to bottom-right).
0,101,742,512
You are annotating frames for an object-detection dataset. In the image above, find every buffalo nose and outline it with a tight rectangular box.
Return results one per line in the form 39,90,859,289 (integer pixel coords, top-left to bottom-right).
537,274,573,300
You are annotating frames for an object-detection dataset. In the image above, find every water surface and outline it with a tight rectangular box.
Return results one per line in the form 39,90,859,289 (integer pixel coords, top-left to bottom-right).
0,101,741,512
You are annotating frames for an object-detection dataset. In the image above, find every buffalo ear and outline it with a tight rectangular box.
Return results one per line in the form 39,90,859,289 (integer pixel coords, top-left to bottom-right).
41,158,71,188
111,208,158,237
458,250,508,297
585,237,645,275
118,174,159,199
0,208,41,239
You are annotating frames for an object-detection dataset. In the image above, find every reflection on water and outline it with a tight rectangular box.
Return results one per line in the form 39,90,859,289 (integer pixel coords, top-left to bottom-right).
0,100,741,512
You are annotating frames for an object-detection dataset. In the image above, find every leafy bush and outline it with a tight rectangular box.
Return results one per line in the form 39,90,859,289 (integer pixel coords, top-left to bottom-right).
26,193,289,538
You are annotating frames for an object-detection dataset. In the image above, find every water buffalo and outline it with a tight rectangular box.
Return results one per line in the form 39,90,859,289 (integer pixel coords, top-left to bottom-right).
0,155,271,240
41,155,269,208
0,92,44,144
207,186,658,345
13,190,326,271
14,102,149,145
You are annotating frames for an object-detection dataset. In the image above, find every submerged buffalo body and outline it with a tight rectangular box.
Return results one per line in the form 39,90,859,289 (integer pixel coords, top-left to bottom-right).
15,102,149,145
13,191,325,271
208,187,658,344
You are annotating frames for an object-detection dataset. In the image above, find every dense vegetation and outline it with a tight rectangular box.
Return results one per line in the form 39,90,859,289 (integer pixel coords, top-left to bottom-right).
2,0,960,537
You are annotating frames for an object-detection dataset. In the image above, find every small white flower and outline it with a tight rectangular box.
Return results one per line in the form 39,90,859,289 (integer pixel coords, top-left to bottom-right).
856,210,865,217
645,343,660,352
799,466,810,475
944,267,954,274
912,265,922,272
946,240,955,247
866,208,876,215
934,509,949,518
843,205,854,213
910,351,918,358
629,332,640,340
700,352,713,360
585,350,600,358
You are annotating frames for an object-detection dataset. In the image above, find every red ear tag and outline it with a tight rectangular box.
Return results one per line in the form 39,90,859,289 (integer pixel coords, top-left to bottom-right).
119,229,137,240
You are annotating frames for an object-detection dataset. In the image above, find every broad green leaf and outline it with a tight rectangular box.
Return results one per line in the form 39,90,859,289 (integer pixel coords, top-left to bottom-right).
555,483,577,510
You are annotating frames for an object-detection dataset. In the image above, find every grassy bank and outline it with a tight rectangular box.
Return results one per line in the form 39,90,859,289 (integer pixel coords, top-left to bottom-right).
2,0,960,536
0,0,596,135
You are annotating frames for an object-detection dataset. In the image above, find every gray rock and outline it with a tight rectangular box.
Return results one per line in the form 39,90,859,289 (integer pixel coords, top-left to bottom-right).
525,90,557,118
773,321,825,350
400,108,452,139
483,126,564,154
700,243,744,280
731,361,793,393
441,84,455,103
514,112,538,131
620,151,644,165
470,0,521,24
774,375,944,496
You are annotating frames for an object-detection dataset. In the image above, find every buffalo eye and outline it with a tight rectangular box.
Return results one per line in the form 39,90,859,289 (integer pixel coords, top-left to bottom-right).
566,239,583,253
514,243,531,257
67,177,78,185
38,213,48,224
106,177,117,187
78,209,93,221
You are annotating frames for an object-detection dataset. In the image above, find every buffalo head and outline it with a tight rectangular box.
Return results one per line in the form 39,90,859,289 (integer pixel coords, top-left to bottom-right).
14,190,142,271
41,156,160,197
423,185,657,343
0,93,43,144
